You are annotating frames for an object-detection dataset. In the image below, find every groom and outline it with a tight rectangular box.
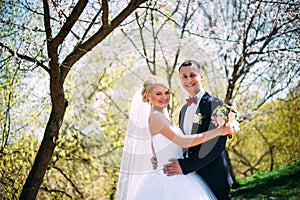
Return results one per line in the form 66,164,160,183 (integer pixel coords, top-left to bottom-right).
163,60,232,200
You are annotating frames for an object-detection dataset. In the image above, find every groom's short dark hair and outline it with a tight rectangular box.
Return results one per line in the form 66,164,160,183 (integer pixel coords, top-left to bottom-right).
179,60,201,72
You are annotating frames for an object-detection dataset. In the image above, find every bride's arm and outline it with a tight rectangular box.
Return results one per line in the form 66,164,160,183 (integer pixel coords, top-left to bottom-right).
149,111,231,148
160,123,230,148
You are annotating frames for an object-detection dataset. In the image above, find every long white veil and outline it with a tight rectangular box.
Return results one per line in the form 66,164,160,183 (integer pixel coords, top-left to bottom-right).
116,88,154,200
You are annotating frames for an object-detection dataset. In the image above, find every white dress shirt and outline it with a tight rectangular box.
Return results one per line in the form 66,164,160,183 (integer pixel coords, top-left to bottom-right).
183,89,205,136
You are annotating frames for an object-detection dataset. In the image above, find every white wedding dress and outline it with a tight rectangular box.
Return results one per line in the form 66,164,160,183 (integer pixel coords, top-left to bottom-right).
133,132,216,200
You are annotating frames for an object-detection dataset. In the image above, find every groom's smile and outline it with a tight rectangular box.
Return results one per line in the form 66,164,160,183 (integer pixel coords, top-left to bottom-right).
179,66,203,97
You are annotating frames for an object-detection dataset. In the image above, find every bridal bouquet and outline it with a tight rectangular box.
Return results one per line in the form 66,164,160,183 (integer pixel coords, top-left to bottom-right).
212,104,240,138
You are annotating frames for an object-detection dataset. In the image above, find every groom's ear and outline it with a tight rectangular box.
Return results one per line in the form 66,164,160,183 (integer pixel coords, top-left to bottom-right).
199,73,204,80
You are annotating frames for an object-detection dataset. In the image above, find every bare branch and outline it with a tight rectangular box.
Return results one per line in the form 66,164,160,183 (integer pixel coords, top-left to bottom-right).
258,0,300,6
135,11,155,74
52,166,85,199
40,186,72,199
0,42,50,73
42,0,52,41
102,0,109,27
61,0,148,82
52,0,89,49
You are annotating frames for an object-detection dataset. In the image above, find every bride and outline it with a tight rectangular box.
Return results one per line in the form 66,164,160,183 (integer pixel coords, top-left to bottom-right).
116,76,231,200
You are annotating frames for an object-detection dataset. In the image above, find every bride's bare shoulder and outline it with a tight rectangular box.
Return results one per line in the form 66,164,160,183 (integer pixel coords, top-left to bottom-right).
149,110,168,135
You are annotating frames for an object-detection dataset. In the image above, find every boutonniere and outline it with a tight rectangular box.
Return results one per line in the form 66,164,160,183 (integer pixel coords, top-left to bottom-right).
193,113,205,125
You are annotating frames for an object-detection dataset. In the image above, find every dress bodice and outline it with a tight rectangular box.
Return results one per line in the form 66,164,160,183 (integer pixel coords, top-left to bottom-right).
152,132,183,170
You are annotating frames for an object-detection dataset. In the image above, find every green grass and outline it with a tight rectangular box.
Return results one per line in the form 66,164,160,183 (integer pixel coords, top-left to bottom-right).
231,160,300,200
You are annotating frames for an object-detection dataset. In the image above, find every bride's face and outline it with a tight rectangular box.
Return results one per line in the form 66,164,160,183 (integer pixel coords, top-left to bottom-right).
148,84,170,111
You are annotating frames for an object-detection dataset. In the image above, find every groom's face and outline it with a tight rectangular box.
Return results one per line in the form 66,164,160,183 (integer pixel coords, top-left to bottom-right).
179,66,203,97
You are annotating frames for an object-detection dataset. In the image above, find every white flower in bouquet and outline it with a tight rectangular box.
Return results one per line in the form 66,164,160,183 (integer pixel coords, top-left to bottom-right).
212,104,240,138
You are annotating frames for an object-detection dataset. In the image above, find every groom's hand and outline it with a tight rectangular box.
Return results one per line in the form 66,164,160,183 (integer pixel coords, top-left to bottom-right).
163,158,183,176
151,156,158,170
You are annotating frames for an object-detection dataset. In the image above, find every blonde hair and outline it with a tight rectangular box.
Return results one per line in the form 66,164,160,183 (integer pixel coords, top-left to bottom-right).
141,76,169,102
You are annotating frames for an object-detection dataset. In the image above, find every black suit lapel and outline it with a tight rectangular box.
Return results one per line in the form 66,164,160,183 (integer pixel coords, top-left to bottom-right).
179,104,188,132
191,92,210,134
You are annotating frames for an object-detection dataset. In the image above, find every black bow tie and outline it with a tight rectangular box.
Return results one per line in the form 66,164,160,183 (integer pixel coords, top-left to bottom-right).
186,96,198,106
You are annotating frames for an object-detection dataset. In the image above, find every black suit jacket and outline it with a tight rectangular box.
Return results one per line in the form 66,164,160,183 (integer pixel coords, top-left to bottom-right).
178,92,232,190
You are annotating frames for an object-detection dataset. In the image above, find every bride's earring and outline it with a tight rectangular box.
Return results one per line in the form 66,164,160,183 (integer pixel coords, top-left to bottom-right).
148,99,154,109
149,100,153,107
146,93,152,105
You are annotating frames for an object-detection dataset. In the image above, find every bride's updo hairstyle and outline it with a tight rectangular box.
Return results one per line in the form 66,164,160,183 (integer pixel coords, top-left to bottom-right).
142,76,169,103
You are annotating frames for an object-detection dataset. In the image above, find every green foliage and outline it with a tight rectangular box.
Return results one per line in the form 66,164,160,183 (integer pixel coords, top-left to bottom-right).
0,135,39,199
0,46,38,200
232,159,300,199
228,86,300,178
32,63,130,199
1,0,299,198
37,125,103,199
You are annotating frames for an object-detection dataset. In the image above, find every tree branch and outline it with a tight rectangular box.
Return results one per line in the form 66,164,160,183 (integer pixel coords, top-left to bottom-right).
60,0,148,82
42,0,52,41
0,42,50,74
52,166,84,199
52,0,89,49
102,0,109,27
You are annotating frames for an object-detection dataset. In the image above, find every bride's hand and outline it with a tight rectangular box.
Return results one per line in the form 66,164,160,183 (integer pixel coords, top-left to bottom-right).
220,125,233,136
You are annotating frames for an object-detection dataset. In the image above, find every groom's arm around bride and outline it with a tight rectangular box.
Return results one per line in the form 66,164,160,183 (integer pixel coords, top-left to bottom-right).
163,60,232,200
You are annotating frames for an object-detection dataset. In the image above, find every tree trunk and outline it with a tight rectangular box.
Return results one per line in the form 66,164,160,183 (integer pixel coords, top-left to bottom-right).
224,77,240,188
225,149,240,188
18,1,149,198
20,83,67,199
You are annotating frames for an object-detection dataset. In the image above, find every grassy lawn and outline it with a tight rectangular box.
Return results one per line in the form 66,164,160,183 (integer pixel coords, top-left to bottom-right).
231,160,300,200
